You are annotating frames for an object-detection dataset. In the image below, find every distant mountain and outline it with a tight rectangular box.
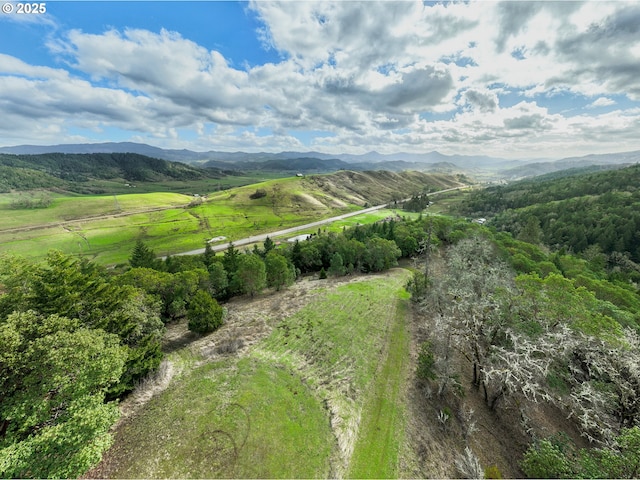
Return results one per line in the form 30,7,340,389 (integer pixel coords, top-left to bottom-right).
0,142,515,168
2,142,638,178
203,156,351,173
501,150,640,179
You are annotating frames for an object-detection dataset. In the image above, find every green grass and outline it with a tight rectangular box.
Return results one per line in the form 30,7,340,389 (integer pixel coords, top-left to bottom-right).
0,176,359,264
111,357,333,478
347,291,411,478
104,269,412,478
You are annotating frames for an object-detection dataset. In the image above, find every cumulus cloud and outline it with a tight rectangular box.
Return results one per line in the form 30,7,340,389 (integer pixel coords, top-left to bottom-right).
589,97,616,108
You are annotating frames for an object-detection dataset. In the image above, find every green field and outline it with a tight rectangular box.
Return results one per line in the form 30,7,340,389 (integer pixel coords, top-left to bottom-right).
101,269,412,478
0,176,361,264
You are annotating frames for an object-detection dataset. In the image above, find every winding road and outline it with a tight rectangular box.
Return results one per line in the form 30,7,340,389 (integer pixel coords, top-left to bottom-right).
173,185,467,257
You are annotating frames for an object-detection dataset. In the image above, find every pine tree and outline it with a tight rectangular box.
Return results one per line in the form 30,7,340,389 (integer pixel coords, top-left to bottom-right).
129,240,157,269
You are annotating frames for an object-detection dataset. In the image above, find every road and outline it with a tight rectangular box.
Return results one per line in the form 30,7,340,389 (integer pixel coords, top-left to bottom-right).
173,185,467,257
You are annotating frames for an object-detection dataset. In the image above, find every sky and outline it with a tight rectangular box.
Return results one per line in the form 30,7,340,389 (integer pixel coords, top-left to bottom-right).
1,1,640,159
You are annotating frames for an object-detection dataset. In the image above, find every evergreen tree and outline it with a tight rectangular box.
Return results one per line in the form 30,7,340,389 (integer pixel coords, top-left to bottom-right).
328,251,346,277
203,242,215,268
187,290,224,334
263,236,275,256
129,239,157,269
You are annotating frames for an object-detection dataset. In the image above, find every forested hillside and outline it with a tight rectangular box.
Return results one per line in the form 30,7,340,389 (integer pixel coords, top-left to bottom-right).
0,153,226,193
458,164,640,264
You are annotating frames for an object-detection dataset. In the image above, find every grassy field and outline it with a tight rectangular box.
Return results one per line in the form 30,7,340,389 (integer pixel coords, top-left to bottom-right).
0,176,358,264
98,269,412,478
0,172,460,264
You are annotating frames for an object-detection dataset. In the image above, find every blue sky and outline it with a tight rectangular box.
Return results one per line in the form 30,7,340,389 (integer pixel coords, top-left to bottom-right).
1,1,640,159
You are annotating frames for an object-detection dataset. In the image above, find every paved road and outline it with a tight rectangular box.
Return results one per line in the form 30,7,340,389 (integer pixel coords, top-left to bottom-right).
173,185,467,257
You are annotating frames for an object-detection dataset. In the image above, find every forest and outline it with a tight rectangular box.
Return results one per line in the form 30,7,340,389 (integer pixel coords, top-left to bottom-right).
0,153,226,193
458,164,640,265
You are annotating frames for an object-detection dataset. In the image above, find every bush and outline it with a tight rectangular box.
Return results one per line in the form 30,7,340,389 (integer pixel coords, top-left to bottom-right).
521,439,572,479
187,291,224,334
484,465,502,479
249,188,267,199
416,341,437,381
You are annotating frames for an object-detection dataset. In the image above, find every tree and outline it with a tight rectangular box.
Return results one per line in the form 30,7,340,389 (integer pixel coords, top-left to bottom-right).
328,251,346,277
263,236,275,256
207,261,228,300
187,290,224,334
203,242,215,268
362,237,401,272
0,311,127,478
235,254,266,297
129,239,158,269
265,252,294,291
1,252,164,397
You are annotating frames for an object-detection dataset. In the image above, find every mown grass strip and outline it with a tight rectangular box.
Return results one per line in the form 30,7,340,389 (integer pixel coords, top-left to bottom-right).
347,290,411,478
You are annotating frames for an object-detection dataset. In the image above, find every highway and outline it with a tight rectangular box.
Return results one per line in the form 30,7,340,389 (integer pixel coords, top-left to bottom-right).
173,185,467,256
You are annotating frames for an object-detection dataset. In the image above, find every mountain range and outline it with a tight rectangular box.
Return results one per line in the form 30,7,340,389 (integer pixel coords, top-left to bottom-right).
1,142,638,179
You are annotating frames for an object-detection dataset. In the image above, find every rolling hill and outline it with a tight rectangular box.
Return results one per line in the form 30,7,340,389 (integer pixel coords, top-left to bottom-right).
0,152,227,193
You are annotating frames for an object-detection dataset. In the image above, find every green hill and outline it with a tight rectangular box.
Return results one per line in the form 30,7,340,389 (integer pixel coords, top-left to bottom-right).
0,153,226,193
459,164,640,262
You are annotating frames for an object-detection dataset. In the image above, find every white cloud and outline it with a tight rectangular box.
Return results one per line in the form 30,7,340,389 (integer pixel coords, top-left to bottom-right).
588,97,616,108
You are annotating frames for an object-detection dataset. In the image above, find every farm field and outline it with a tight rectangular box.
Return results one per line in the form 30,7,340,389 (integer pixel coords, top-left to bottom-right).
88,269,413,478
0,176,359,264
0,171,458,264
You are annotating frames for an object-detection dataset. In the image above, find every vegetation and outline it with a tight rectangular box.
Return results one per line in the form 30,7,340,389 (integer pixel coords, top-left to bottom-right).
0,152,226,193
0,252,164,477
458,164,640,264
100,270,411,478
3,155,640,478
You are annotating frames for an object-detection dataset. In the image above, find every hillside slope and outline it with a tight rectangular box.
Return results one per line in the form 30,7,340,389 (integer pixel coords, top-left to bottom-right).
310,170,465,206
0,153,225,193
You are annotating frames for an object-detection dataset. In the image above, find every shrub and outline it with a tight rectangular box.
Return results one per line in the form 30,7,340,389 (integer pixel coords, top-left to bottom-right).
484,465,502,479
416,341,437,381
249,188,267,199
187,291,224,334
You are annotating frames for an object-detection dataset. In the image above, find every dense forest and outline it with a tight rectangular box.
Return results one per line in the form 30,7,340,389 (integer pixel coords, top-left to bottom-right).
458,164,640,265
0,153,227,193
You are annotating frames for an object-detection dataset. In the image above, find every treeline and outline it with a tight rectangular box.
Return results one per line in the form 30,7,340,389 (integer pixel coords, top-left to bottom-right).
457,164,640,264
460,163,640,216
0,153,225,192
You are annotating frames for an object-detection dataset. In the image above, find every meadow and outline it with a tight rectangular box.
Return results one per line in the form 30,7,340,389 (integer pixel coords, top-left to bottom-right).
96,269,412,478
0,176,359,264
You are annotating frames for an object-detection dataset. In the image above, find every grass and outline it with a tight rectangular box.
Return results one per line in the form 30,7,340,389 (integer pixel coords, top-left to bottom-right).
110,357,333,478
347,290,411,478
103,269,412,478
0,176,359,264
